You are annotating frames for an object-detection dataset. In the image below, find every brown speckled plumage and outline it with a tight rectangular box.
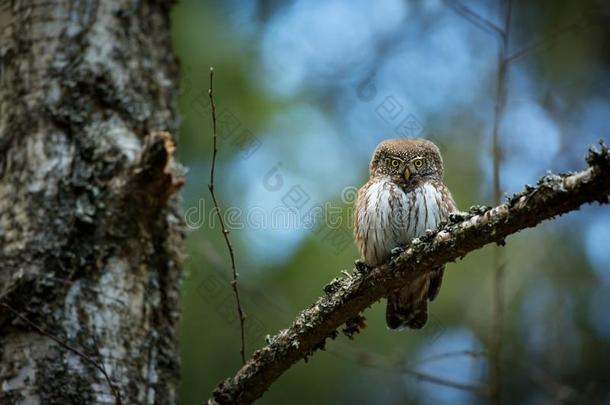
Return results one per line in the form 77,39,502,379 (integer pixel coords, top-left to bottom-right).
354,139,457,330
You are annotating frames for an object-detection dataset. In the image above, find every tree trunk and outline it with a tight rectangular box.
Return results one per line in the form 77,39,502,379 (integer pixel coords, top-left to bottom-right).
0,1,183,404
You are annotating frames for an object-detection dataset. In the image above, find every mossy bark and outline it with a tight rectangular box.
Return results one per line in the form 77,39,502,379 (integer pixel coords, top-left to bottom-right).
0,1,183,403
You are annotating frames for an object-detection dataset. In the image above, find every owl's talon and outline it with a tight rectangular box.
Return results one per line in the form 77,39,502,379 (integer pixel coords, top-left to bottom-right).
449,212,468,223
354,259,370,274
391,246,405,256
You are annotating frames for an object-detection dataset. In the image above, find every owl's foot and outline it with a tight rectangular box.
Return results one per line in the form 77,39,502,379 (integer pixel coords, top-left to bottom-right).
391,246,405,256
354,259,370,274
449,211,469,223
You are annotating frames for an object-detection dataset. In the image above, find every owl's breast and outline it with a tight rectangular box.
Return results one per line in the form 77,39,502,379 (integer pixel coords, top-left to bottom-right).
354,179,451,266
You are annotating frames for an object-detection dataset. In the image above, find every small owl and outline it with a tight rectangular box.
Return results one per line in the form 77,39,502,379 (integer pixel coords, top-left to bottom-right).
354,138,457,330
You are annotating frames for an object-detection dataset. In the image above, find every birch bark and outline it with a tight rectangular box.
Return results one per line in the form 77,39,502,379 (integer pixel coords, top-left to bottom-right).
0,1,183,403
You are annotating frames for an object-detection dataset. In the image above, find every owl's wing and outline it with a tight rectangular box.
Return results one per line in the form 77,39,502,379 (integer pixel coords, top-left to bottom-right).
427,182,455,301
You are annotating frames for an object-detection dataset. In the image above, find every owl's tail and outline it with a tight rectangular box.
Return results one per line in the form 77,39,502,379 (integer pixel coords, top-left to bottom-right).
386,290,428,330
385,266,444,330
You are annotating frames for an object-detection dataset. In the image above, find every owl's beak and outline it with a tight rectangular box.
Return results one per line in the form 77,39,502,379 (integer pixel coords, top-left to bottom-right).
403,166,411,182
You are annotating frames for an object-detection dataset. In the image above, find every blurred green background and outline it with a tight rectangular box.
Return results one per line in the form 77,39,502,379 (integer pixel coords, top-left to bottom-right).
171,0,610,403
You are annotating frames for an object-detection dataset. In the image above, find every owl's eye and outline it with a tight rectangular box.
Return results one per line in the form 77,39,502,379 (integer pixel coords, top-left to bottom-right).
390,159,400,169
412,158,425,168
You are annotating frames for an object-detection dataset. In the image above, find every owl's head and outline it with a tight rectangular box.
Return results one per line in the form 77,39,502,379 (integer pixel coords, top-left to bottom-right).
369,138,444,186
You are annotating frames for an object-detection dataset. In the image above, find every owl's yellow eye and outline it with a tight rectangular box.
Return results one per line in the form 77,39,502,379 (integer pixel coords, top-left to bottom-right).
412,158,425,168
390,159,400,169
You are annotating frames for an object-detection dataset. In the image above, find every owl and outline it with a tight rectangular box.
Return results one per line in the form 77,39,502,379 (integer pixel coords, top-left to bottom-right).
354,139,457,330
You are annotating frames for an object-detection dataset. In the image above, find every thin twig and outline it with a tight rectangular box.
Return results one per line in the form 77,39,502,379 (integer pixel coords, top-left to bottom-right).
336,347,490,396
1,302,122,405
89,332,120,404
490,1,512,403
410,349,488,368
506,13,591,63
362,356,490,396
443,0,503,38
347,347,580,402
207,67,246,364
409,348,580,401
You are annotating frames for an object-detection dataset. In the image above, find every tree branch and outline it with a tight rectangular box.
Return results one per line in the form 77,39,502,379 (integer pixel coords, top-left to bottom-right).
207,142,610,405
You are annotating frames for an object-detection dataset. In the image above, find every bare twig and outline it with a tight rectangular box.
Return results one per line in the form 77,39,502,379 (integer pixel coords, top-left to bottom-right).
89,332,120,404
489,1,512,402
207,67,247,364
506,12,592,63
359,354,490,396
334,347,491,396
207,142,610,405
443,0,503,38
348,347,580,401
412,348,580,401
411,349,488,367
1,302,122,405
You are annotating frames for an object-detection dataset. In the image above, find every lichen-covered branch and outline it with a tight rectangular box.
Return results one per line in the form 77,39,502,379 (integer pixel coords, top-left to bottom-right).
208,142,610,405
